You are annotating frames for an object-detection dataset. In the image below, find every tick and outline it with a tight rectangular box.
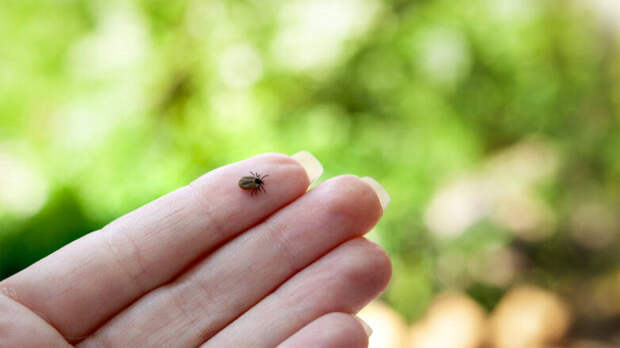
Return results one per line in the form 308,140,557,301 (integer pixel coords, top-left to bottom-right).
238,171,269,195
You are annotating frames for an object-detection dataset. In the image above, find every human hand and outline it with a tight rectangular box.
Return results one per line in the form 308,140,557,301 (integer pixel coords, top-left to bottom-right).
0,152,391,348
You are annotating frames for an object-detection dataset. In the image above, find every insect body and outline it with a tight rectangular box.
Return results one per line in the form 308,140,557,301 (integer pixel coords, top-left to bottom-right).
238,171,269,195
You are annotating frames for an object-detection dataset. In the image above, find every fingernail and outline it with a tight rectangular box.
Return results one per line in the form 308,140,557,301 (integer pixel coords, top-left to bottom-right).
360,177,390,210
355,316,373,337
291,151,323,184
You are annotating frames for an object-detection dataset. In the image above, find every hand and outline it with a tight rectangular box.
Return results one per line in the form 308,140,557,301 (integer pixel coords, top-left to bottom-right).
0,152,391,348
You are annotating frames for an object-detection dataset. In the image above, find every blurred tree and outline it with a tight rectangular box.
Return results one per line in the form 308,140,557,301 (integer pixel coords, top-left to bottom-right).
1,0,619,343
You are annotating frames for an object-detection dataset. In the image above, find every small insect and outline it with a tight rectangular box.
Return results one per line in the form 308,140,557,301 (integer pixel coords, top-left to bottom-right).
238,171,269,195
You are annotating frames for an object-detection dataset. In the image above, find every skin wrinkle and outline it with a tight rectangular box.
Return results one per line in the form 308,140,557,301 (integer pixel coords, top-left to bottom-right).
167,285,202,335
186,259,253,340
264,221,299,277
185,182,226,245
62,233,145,343
94,186,197,292
181,274,222,329
56,252,102,299
83,322,116,348
100,226,150,294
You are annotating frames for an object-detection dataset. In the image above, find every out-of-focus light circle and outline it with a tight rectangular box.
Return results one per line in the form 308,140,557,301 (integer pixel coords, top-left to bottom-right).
425,138,558,240
210,91,259,134
588,0,620,31
51,102,112,150
487,0,539,23
218,43,263,89
358,301,408,348
417,27,471,86
0,152,49,218
271,0,380,71
407,292,487,348
424,175,489,239
69,3,149,77
489,285,572,348
491,192,556,241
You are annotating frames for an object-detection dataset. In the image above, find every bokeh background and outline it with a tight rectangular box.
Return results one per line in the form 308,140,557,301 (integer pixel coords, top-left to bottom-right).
1,0,620,347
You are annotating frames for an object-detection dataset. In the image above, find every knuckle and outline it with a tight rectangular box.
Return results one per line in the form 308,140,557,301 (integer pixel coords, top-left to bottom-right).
268,225,299,274
100,226,151,292
185,182,225,235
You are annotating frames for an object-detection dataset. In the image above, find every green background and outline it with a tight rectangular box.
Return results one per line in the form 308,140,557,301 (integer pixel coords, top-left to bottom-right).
1,0,619,342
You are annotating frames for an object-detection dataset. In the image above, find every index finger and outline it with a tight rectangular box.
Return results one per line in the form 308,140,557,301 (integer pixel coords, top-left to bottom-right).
0,152,321,341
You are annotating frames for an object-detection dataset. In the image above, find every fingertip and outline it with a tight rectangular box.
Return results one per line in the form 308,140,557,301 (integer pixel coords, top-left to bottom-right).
360,177,390,210
354,315,373,337
291,151,323,185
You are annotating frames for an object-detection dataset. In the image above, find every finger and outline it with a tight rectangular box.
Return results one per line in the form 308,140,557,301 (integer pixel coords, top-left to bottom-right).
202,238,392,348
0,152,320,340
80,175,387,347
0,291,72,348
277,313,371,348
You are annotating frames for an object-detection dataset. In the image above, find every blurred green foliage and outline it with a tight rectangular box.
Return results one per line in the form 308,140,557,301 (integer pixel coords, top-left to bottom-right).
1,0,619,335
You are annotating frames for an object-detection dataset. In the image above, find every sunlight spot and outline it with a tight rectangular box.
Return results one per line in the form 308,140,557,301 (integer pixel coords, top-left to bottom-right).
425,138,558,240
0,151,49,218
408,292,487,348
424,175,490,239
586,0,620,31
487,0,539,23
271,0,380,71
70,3,149,77
210,91,258,133
218,43,263,89
358,301,408,348
417,27,471,86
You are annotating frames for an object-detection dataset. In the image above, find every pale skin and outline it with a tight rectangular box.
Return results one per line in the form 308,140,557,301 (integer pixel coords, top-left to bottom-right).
0,153,392,348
